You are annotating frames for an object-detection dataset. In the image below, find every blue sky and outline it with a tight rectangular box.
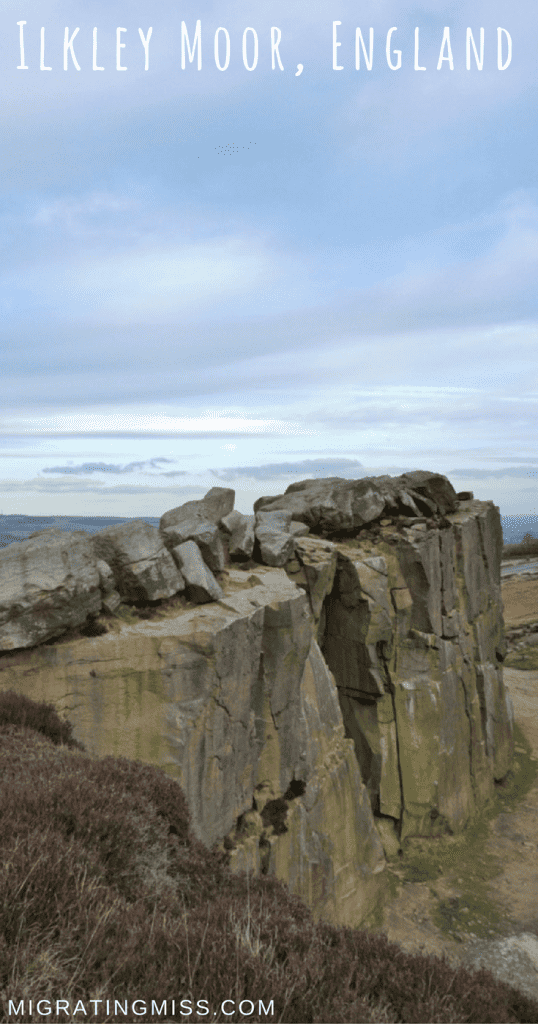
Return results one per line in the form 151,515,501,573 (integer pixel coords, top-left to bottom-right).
1,0,538,517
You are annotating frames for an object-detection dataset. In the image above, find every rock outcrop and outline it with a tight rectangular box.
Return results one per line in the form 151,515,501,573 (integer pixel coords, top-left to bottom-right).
0,473,513,927
92,520,183,604
0,529,101,650
254,470,459,535
287,498,511,845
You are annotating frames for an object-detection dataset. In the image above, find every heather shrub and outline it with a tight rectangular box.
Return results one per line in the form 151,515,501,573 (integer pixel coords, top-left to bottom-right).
0,689,83,749
1,701,538,1023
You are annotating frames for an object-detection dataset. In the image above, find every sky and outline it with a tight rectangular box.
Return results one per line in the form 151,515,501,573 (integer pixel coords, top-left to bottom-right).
1,0,538,519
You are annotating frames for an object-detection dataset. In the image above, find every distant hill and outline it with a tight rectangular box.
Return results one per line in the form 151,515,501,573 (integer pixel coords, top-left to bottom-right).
501,515,538,545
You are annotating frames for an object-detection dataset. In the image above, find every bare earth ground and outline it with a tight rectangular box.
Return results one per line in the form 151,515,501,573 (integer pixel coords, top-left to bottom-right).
369,571,538,1004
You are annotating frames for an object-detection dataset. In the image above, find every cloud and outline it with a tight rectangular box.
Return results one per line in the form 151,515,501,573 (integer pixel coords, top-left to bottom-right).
211,456,364,481
3,413,315,438
449,466,538,480
0,476,203,497
41,457,176,474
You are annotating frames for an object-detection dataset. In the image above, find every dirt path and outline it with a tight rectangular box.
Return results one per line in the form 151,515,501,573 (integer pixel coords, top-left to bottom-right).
371,575,538,1002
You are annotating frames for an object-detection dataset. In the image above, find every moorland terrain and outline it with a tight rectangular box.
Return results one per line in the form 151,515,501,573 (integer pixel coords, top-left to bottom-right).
1,539,538,1023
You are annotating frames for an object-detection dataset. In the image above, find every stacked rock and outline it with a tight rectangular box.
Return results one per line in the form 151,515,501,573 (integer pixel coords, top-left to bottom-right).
0,472,465,651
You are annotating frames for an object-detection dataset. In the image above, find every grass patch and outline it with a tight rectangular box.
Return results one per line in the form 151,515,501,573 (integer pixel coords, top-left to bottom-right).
505,641,538,671
494,722,538,810
390,723,538,946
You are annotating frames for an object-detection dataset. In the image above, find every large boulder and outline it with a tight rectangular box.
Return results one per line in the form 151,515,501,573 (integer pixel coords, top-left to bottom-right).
93,521,184,604
159,487,235,570
255,510,295,567
254,471,458,537
0,529,101,650
172,540,224,603
221,511,255,561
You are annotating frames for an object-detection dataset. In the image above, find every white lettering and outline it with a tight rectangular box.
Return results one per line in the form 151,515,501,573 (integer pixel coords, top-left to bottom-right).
466,27,484,70
242,28,258,70
64,27,81,70
386,27,401,70
333,21,343,70
17,21,28,69
238,1001,255,1015
151,1001,167,1016
497,27,512,70
437,27,454,69
93,28,104,70
138,28,152,70
271,27,284,70
182,21,202,69
40,27,52,70
355,28,373,70
414,27,426,70
116,27,127,70
214,28,230,70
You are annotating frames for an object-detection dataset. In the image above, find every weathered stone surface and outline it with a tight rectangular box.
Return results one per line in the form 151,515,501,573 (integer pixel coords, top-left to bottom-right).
93,521,183,604
288,536,338,638
172,540,223,603
254,470,458,536
165,515,225,573
102,590,122,614
220,510,245,534
321,499,512,841
96,559,115,595
255,510,295,567
0,529,101,651
226,513,255,561
289,521,310,537
160,487,235,551
95,559,122,613
0,565,385,926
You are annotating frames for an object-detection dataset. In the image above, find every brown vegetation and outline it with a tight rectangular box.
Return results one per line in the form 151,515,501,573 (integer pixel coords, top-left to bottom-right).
1,692,538,1023
502,533,538,560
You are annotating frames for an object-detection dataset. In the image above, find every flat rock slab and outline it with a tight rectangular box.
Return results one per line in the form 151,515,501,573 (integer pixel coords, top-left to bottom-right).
461,933,538,1004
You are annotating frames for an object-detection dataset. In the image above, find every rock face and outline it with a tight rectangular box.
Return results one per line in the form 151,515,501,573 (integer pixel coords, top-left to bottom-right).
254,470,458,535
287,498,511,844
93,520,184,604
0,529,101,650
0,473,514,927
0,566,386,926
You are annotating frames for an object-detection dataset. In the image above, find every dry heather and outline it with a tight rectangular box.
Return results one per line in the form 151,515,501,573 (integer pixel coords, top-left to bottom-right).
1,691,538,1024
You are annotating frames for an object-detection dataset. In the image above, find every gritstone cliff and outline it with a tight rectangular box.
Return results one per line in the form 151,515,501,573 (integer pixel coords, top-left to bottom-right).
0,473,513,927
